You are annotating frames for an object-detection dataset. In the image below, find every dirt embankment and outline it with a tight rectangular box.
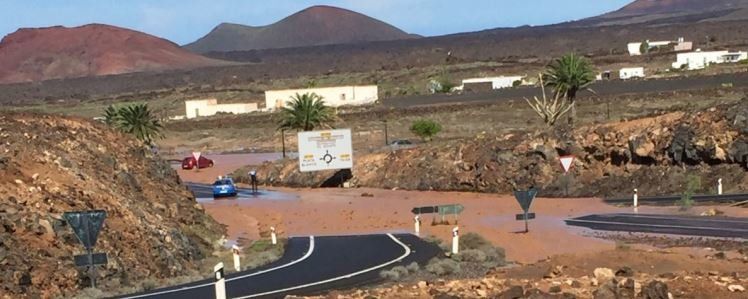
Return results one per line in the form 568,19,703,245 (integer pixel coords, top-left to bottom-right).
0,113,224,298
248,97,748,197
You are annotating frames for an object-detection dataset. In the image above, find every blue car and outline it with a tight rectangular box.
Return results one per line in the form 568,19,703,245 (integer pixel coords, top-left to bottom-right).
212,177,237,198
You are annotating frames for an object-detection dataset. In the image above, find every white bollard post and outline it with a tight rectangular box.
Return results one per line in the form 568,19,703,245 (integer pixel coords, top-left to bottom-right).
633,188,639,208
451,226,459,255
271,226,277,245
232,245,241,272
414,215,421,237
718,178,723,195
214,262,226,299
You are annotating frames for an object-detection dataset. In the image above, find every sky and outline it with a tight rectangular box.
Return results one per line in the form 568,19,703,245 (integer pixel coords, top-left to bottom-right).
0,0,633,45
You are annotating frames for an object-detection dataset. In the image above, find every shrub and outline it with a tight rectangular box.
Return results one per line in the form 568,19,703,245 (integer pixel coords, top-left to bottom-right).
454,249,487,263
679,174,701,211
426,258,461,276
410,119,442,141
379,269,402,281
406,262,420,273
379,265,414,281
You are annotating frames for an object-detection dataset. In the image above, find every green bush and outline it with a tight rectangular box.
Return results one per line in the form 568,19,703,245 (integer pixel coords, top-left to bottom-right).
379,264,419,281
410,119,442,141
679,175,701,211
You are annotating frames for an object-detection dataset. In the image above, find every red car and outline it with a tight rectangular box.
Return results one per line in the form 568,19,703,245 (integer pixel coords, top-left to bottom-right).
181,156,214,170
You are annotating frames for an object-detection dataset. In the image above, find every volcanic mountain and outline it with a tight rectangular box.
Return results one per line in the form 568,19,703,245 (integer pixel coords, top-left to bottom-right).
0,24,224,84
184,5,418,53
587,0,748,25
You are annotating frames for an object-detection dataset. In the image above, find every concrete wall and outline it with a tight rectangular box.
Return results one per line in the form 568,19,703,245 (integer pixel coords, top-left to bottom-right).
619,67,645,80
672,51,748,70
185,99,259,119
264,85,378,110
627,40,675,56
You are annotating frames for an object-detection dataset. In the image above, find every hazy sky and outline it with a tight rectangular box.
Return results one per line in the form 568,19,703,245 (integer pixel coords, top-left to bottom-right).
1,0,632,45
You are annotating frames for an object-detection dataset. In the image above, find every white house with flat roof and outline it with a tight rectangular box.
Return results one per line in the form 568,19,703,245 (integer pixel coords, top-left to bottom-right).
672,50,748,70
458,76,524,90
185,99,258,119
264,85,378,111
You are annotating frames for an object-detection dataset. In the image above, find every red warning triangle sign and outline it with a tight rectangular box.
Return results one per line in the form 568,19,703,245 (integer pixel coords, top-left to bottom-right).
560,155,575,173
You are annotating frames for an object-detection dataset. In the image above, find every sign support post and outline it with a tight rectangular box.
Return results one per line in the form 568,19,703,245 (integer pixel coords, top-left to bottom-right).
559,155,575,197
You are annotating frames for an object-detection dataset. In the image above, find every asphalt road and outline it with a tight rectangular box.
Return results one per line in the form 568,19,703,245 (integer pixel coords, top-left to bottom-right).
119,234,440,299
383,72,748,108
566,213,748,239
604,193,748,206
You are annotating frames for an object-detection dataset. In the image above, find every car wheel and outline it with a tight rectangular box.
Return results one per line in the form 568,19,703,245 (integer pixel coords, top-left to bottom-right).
231,193,237,197
209,162,214,167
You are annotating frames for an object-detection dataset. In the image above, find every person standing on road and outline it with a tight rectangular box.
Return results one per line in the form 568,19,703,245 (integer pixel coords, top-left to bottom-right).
249,170,258,193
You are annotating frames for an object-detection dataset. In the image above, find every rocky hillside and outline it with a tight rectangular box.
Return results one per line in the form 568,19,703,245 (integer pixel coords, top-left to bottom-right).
0,24,224,84
249,97,748,198
184,5,417,53
0,113,224,297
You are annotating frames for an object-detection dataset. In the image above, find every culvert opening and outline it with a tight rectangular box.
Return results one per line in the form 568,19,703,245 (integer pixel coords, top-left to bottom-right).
319,169,353,188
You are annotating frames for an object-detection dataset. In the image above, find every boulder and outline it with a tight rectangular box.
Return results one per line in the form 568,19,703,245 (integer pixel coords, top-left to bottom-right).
642,280,669,299
594,267,615,282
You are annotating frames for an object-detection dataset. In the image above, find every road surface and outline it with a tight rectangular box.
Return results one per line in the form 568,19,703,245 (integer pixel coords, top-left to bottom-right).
604,193,748,206
120,234,440,299
566,213,748,239
185,182,298,201
383,72,748,108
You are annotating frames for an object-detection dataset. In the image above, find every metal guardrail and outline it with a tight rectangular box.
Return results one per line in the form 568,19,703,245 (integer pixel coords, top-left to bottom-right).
603,193,748,206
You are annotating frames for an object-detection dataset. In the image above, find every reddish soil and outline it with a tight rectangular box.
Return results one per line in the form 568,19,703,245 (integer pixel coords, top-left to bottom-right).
0,24,224,84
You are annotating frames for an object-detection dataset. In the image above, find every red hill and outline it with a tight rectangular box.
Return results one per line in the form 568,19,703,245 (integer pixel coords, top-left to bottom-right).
0,24,223,84
184,5,418,53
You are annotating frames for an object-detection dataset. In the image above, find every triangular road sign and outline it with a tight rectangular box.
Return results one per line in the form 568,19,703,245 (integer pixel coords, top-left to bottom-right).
513,188,538,213
560,155,575,173
192,151,202,162
63,210,107,250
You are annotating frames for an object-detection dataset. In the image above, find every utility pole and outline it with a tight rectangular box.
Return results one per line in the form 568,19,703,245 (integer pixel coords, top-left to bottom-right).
383,120,389,145
281,129,286,158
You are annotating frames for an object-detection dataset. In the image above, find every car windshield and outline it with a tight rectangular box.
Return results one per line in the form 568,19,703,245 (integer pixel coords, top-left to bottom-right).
213,180,232,186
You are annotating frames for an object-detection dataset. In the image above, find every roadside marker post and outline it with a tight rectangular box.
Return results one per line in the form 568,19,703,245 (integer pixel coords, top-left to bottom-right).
451,226,459,254
513,188,538,233
414,215,421,236
718,178,723,195
232,245,241,272
633,188,639,207
214,262,226,299
63,210,108,289
270,227,277,245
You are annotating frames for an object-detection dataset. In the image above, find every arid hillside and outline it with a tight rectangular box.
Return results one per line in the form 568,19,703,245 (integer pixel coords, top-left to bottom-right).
184,5,417,53
0,113,224,297
248,97,748,198
0,24,224,84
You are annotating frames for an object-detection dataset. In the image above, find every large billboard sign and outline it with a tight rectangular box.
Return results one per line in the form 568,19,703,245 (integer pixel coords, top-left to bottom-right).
297,129,353,172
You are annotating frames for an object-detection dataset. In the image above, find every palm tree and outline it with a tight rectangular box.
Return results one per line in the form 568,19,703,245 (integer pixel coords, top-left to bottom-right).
544,53,596,126
104,103,163,145
277,93,335,131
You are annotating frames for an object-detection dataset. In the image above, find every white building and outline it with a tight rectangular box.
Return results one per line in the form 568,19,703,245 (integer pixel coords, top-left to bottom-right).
264,85,378,111
672,50,748,70
185,99,259,119
627,37,692,56
458,76,524,90
619,67,645,80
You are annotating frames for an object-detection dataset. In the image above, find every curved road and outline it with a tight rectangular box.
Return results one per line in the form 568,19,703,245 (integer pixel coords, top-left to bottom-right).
119,233,440,298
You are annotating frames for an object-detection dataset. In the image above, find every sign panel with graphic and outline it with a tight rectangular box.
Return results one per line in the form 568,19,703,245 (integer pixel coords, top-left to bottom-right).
560,155,575,173
298,129,353,172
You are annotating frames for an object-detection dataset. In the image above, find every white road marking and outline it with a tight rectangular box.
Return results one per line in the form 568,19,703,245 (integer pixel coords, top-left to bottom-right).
234,233,412,299
568,219,748,234
120,236,315,299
